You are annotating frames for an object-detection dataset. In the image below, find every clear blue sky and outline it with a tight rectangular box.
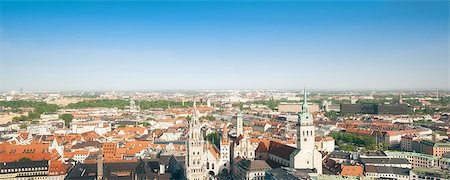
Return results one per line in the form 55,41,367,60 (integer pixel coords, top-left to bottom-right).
0,1,448,91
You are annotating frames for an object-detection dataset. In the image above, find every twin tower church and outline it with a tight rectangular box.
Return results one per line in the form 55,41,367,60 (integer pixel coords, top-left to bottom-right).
186,90,322,180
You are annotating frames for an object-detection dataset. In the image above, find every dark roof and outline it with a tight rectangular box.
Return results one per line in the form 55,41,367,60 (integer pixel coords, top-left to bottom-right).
442,152,450,158
237,159,271,171
329,151,351,159
268,141,297,160
255,141,269,153
66,162,140,179
72,141,102,149
148,161,159,172
236,134,244,144
364,165,410,176
266,167,310,180
360,151,387,157
0,160,48,173
158,155,171,166
361,158,410,165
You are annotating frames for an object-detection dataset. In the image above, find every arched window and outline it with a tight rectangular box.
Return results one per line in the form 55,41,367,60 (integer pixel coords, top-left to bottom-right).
306,131,309,136
303,131,305,136
212,163,214,169
206,162,209,169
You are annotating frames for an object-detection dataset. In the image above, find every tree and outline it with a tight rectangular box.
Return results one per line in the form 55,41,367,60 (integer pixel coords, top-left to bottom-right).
200,115,215,121
377,142,389,151
205,132,220,148
19,124,27,130
331,132,377,150
325,111,338,120
141,122,151,127
0,101,59,120
13,115,30,122
28,112,41,120
60,114,74,128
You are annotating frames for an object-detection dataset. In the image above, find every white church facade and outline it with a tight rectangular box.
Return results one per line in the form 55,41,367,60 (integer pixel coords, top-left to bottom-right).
291,90,322,174
265,90,323,175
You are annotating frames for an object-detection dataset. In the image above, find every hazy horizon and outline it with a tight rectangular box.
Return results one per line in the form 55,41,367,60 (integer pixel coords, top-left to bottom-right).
1,1,449,91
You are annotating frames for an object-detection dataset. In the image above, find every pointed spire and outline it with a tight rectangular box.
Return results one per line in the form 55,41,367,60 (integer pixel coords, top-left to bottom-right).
192,100,198,117
191,100,199,126
302,88,309,113
222,124,228,144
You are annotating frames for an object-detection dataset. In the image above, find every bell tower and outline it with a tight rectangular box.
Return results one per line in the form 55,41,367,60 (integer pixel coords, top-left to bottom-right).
297,89,314,151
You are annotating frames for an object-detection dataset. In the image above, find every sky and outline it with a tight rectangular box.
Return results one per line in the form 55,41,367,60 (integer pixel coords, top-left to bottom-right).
0,1,449,91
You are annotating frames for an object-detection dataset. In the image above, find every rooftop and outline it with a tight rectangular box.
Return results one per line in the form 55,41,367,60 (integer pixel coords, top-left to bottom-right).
364,165,410,176
411,167,450,179
361,158,409,165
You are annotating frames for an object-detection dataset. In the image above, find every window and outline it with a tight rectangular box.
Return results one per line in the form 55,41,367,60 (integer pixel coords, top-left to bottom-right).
212,163,214,169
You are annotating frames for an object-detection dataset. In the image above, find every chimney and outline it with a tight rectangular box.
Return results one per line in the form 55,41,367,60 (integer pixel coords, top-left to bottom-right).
97,148,103,180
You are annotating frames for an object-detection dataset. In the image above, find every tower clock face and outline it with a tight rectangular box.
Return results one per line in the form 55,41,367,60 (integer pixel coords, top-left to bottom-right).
304,138,307,141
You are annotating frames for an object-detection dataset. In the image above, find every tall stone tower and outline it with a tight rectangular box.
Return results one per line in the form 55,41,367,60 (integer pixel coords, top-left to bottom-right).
186,101,207,180
297,89,314,151
220,125,230,172
236,113,243,137
294,89,322,174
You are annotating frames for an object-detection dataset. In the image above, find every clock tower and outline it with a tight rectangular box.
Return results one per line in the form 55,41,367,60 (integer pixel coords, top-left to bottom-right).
297,89,315,150
293,89,322,174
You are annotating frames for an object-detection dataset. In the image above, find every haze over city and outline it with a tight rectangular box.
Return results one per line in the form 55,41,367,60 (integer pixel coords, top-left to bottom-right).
1,1,449,91
1,1,450,180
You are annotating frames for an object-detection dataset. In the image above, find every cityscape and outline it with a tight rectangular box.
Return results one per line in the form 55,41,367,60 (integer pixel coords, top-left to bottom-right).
0,1,449,180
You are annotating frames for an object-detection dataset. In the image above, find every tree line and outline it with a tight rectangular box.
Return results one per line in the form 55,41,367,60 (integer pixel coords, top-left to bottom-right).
330,131,388,151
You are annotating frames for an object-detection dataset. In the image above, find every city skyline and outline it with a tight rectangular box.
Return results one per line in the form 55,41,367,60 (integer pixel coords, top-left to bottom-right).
1,1,449,90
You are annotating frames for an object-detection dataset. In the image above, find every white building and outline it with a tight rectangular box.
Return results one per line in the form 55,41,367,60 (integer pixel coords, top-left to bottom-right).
385,151,438,168
410,167,450,180
232,113,258,160
291,90,322,174
233,159,271,180
159,131,183,141
315,137,335,153
364,165,409,180
185,102,231,179
71,121,111,135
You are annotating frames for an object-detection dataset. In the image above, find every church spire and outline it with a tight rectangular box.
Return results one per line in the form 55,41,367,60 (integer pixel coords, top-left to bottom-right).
302,88,309,113
191,100,199,125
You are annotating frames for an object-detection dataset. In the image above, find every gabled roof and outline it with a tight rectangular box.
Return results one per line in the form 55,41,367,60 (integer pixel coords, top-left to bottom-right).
268,141,297,160
340,165,363,177
0,143,52,162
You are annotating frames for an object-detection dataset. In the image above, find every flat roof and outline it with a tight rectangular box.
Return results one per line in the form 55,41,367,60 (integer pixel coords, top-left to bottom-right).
384,151,438,160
